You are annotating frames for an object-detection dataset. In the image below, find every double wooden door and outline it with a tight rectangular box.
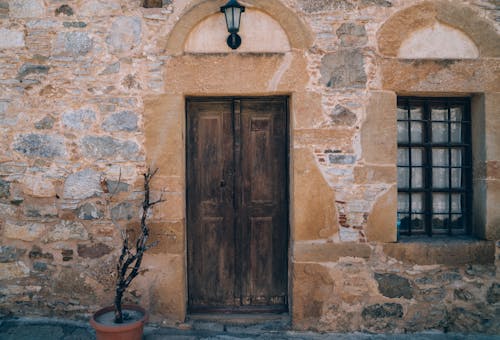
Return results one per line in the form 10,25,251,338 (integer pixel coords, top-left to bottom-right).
186,97,288,313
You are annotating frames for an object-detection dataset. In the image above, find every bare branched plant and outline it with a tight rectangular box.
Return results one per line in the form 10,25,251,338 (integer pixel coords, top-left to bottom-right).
112,168,163,323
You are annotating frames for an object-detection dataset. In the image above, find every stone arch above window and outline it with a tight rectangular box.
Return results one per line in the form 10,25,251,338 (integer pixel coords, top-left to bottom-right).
165,0,313,55
185,9,290,53
377,1,500,58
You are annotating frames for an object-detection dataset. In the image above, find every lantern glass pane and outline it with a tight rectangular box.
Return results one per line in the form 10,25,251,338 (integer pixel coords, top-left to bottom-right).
233,7,242,31
224,8,234,31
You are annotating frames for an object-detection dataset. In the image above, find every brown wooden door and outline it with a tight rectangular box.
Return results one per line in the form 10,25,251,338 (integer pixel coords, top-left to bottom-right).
187,97,288,313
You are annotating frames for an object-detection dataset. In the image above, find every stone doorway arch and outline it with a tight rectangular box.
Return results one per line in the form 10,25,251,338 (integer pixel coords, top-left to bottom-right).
143,0,336,323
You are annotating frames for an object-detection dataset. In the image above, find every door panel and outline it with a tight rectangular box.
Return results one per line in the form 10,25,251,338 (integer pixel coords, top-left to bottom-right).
187,97,288,312
187,100,236,308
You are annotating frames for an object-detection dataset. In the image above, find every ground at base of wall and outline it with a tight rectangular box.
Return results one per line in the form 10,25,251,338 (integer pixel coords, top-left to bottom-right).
1,317,499,340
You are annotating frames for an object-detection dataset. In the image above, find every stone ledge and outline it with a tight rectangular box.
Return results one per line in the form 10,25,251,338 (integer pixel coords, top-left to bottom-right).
293,242,371,262
383,238,495,265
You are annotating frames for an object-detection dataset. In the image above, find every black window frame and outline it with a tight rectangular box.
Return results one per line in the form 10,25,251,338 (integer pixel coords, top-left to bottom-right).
397,96,472,237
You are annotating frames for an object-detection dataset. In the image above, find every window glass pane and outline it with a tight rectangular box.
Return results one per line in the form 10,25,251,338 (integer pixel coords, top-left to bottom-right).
431,106,447,121
398,213,410,233
398,193,409,212
451,194,462,213
433,193,449,213
410,106,423,120
410,122,423,142
432,123,448,143
411,193,424,212
411,148,423,165
451,168,462,188
432,214,448,232
451,149,462,167
398,168,409,188
432,148,448,166
451,214,464,230
411,214,425,233
450,105,463,121
433,168,449,188
397,121,408,143
397,106,408,120
411,167,423,188
398,148,409,166
450,123,462,143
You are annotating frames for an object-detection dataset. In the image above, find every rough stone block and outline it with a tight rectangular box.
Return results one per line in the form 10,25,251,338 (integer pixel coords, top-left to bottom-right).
9,0,44,18
0,29,24,49
0,178,10,198
21,175,56,198
53,32,93,57
320,49,366,88
77,243,112,259
328,154,356,164
43,220,89,243
336,23,367,47
106,16,142,54
61,109,96,130
13,134,66,158
0,246,26,263
102,111,138,132
0,262,30,280
17,64,49,79
80,136,141,161
362,303,403,319
55,4,73,16
77,203,104,220
374,273,413,299
4,221,47,241
79,0,121,17
329,104,357,126
486,283,500,304
63,169,102,200
110,201,138,221
34,116,55,130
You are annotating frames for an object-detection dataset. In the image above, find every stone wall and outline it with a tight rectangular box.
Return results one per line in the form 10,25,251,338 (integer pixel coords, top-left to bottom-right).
0,0,499,334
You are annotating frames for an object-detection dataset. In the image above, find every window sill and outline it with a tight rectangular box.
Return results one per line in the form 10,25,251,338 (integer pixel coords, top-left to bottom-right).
383,237,495,266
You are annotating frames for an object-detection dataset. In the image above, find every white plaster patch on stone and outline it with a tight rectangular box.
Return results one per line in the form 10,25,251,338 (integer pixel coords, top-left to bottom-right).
0,29,25,49
185,10,291,53
398,22,479,59
9,0,45,18
339,226,360,242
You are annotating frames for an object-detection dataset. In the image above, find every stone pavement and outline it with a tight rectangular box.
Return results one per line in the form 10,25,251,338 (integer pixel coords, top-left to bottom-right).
2,316,500,340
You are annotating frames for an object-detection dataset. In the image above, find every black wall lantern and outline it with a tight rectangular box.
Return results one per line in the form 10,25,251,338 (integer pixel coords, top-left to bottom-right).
220,0,245,50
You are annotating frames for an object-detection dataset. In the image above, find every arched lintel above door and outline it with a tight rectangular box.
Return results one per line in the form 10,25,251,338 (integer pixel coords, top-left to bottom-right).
165,0,314,55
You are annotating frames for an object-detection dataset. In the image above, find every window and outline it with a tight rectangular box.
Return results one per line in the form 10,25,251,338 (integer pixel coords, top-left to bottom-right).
397,97,472,236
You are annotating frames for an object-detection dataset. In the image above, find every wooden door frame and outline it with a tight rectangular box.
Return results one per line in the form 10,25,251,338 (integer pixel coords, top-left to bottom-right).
185,95,291,314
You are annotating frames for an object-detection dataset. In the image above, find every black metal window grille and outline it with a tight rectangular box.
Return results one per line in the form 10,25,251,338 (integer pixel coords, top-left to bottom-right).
397,97,472,236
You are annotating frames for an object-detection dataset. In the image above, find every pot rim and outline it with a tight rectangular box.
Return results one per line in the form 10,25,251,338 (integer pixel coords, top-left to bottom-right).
90,304,148,332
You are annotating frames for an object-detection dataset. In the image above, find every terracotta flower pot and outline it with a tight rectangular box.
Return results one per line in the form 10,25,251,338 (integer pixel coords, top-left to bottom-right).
90,304,148,340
